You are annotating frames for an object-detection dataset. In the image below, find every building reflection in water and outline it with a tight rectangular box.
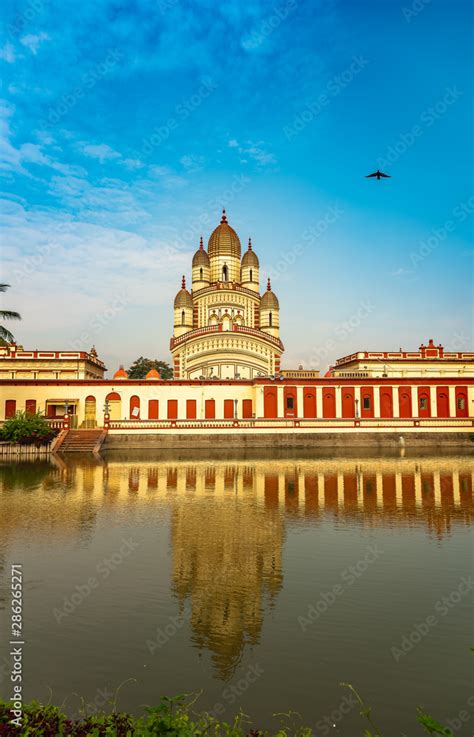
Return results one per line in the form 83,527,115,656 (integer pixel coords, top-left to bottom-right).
0,454,472,678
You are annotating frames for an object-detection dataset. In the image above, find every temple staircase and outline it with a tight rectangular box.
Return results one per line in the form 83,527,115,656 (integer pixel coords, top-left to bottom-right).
58,429,107,454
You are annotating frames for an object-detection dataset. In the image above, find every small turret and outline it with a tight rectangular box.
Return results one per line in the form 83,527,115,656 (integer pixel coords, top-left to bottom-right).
241,238,260,292
260,278,280,338
173,276,193,337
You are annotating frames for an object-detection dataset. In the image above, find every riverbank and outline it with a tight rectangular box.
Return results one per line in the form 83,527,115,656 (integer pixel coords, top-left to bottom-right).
0,695,449,736
103,429,474,450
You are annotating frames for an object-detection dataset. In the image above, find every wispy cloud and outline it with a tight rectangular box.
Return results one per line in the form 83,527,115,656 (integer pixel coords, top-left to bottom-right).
20,32,50,55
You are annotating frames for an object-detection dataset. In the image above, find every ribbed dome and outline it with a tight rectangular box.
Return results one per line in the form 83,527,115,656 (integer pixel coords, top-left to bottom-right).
208,210,241,259
174,276,193,308
242,238,259,267
261,278,279,309
192,237,210,267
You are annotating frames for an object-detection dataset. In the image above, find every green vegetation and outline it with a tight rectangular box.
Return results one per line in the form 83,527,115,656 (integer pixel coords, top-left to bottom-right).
0,283,21,345
0,693,454,736
127,357,173,380
0,411,58,446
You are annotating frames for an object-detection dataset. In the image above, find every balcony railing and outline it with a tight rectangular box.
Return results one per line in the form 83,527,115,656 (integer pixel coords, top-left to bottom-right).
170,324,284,351
108,417,473,431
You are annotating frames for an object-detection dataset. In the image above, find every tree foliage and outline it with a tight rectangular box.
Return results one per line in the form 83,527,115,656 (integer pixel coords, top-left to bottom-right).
1,411,58,446
127,356,173,379
0,283,21,345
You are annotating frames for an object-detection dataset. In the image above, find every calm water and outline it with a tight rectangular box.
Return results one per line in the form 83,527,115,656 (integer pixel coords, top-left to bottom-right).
0,450,473,735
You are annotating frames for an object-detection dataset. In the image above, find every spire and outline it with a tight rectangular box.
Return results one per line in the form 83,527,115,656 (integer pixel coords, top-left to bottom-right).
248,237,252,250
267,277,271,291
199,235,204,250
220,208,227,223
181,275,186,289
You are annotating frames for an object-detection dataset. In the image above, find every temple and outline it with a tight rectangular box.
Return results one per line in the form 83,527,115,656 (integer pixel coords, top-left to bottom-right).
171,210,283,379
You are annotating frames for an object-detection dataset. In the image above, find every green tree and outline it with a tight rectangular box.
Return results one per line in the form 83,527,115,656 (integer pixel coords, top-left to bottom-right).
127,357,173,379
0,284,21,344
1,411,58,446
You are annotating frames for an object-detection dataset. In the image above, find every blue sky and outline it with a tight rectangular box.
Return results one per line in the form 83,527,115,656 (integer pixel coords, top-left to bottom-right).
1,0,472,373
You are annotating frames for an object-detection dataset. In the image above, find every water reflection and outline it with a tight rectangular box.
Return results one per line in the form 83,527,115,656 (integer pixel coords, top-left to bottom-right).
0,452,472,681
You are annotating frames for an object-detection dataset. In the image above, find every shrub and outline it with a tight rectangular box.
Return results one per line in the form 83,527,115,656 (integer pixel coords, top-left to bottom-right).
0,411,58,446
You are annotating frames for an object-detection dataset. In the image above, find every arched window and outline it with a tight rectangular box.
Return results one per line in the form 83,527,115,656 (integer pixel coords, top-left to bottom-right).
222,265,228,282
269,311,273,327
181,310,185,325
250,268,253,282
200,267,203,279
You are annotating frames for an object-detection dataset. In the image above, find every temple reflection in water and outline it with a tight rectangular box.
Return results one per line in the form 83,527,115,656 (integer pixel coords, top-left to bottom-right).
0,454,472,678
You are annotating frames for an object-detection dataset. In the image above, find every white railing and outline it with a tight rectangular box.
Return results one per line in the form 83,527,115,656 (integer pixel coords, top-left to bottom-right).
107,417,473,431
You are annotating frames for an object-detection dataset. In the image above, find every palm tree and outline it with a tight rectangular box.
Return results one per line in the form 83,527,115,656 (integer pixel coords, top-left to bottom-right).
0,284,21,344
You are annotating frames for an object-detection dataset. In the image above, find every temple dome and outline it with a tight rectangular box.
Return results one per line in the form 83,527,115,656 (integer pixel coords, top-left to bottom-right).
242,238,259,267
261,278,279,309
113,365,128,380
174,276,193,308
208,210,241,259
146,368,161,379
192,236,210,267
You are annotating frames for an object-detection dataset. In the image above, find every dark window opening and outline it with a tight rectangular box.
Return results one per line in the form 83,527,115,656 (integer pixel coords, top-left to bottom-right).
269,311,273,327
286,396,294,409
181,310,185,325
457,397,466,410
250,268,253,281
223,265,228,282
363,397,371,410
420,397,428,410
200,267,203,279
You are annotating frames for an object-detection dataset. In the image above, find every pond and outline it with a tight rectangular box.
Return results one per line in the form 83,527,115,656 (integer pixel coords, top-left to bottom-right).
0,449,472,735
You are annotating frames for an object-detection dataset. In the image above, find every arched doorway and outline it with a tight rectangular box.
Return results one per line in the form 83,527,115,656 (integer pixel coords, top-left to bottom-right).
380,389,393,418
264,387,278,418
130,395,140,419
436,388,449,418
84,395,97,428
322,389,336,418
342,389,355,418
398,388,412,418
303,388,316,418
221,314,232,331
106,392,121,421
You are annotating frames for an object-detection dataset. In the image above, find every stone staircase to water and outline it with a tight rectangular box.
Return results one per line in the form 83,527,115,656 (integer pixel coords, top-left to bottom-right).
58,429,106,453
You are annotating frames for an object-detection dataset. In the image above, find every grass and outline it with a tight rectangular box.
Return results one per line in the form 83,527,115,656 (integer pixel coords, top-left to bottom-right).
0,691,455,736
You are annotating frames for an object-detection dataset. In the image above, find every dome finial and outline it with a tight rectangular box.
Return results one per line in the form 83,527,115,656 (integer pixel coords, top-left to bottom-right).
221,208,227,223
248,237,252,250
182,275,186,289
199,235,203,250
267,277,271,291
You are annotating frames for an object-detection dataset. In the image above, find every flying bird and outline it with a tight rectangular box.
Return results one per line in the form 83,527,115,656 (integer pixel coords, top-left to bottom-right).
365,169,391,180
